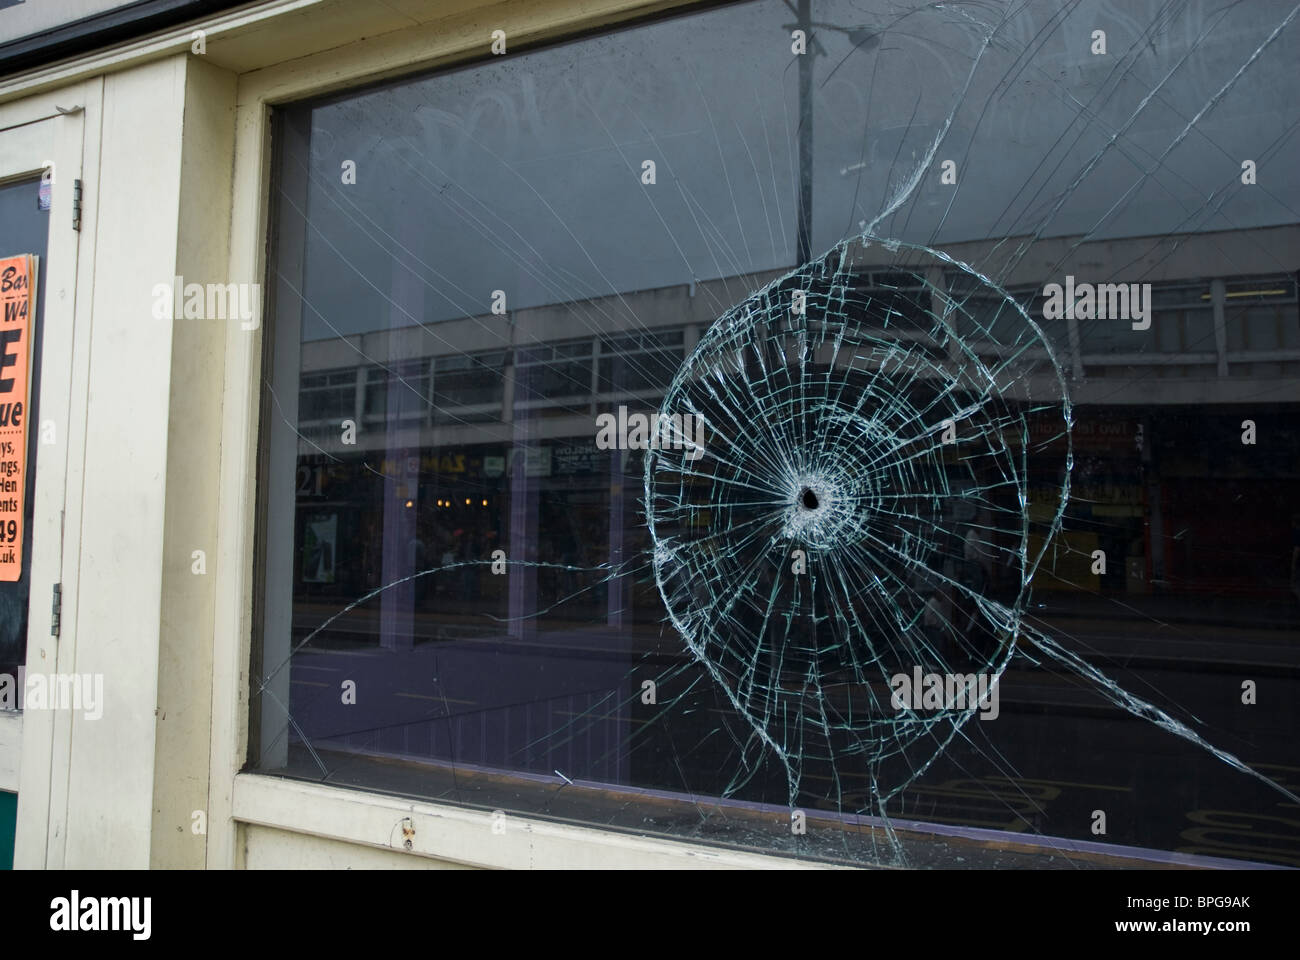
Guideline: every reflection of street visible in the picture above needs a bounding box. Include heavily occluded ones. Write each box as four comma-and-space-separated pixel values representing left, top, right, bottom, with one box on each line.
887, 605, 1300, 867
286, 611, 648, 785
284, 594, 1298, 866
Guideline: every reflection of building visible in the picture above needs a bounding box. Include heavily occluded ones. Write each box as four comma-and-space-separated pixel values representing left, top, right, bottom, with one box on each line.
293, 225, 1300, 608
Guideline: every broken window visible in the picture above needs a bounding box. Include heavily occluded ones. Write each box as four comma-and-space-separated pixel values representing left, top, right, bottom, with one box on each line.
253, 0, 1300, 867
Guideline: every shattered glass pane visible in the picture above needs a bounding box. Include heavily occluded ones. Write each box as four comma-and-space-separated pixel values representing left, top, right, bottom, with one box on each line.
647, 239, 1074, 811
253, 0, 1300, 866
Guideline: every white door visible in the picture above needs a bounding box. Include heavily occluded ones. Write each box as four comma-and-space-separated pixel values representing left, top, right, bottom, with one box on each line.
0, 82, 98, 868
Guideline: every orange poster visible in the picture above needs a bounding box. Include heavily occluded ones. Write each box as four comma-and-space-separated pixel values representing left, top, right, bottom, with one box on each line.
0, 255, 35, 582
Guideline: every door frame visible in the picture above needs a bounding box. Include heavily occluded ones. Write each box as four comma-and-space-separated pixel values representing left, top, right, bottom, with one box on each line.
0, 80, 100, 869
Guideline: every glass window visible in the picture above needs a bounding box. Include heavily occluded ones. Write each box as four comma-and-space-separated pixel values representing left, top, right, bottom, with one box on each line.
253, 0, 1300, 867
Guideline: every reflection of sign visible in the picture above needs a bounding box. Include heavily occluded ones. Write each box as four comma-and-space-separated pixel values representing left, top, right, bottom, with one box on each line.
483, 455, 505, 478
0, 255, 35, 583
509, 446, 551, 477
554, 442, 602, 475
417, 451, 467, 474
302, 513, 337, 583
1074, 482, 1142, 504
1072, 419, 1136, 451
1032, 416, 1136, 453
377, 451, 489, 476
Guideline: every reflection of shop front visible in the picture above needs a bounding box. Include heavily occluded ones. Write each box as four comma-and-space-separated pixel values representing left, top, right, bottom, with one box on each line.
529, 438, 658, 627
292, 436, 657, 630
292, 458, 366, 603
1154, 409, 1299, 597
1029, 407, 1300, 599
1044, 414, 1146, 595
297, 406, 1300, 616
292, 446, 510, 611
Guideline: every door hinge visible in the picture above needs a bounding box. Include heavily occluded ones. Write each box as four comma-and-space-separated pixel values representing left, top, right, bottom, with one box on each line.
51, 582, 61, 637
72, 180, 82, 232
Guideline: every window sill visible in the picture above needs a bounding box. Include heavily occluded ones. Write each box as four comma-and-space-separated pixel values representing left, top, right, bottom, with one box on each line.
230, 772, 835, 869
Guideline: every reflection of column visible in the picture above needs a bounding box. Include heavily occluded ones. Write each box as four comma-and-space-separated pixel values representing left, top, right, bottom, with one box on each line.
507, 321, 536, 641
684, 323, 699, 355
508, 437, 538, 641
1212, 278, 1228, 377
380, 209, 423, 650
353, 367, 366, 425
380, 445, 417, 649
607, 449, 625, 626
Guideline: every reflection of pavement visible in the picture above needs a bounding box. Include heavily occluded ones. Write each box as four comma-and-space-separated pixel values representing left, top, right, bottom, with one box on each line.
286, 622, 644, 785
284, 600, 1298, 867
858, 657, 1300, 867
